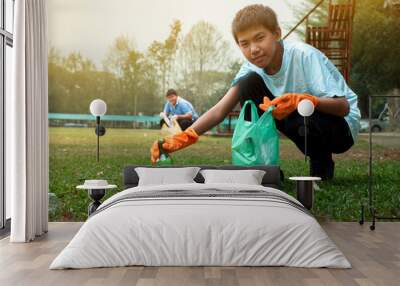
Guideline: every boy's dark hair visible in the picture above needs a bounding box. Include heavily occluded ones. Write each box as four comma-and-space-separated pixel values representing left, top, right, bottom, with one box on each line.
232, 4, 279, 44
166, 89, 177, 97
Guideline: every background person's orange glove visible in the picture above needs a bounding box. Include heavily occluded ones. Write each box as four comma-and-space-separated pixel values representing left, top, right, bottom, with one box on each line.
259, 93, 319, 120
150, 127, 199, 164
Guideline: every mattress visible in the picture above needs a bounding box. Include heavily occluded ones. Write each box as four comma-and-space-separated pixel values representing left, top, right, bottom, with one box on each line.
50, 183, 350, 269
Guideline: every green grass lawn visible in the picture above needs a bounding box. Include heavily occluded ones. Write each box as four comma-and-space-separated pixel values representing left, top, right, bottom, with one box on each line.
49, 127, 400, 222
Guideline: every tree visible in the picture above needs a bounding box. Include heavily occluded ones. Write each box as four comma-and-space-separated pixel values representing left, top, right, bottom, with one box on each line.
103, 36, 160, 115
48, 48, 101, 114
48, 47, 69, 113
122, 49, 160, 115
103, 36, 135, 77
176, 21, 232, 113
351, 0, 400, 116
148, 20, 182, 95
62, 52, 96, 73
48, 21, 240, 117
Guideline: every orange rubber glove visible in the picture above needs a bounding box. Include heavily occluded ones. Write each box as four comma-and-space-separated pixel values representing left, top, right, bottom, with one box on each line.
150, 127, 199, 164
259, 93, 319, 120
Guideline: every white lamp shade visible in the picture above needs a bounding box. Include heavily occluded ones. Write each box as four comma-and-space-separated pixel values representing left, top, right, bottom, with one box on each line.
90, 99, 107, 116
297, 99, 315, 117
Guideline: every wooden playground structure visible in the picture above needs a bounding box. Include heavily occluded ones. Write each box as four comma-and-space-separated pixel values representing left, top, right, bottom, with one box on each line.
303, 0, 355, 83
283, 0, 356, 83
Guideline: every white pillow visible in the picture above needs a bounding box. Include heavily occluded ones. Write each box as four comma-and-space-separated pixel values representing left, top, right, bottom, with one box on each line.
200, 169, 266, 185
135, 167, 200, 186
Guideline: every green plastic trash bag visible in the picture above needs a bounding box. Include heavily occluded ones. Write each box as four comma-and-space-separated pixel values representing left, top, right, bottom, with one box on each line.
232, 100, 279, 166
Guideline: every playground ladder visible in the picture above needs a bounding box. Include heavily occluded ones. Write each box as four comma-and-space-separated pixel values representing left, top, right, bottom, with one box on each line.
306, 0, 355, 83
284, 0, 356, 83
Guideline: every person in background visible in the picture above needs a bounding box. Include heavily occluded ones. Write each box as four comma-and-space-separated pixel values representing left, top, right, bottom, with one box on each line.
159, 89, 199, 131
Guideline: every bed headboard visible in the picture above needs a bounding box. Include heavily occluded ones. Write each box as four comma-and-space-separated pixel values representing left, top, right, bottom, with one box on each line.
123, 165, 283, 190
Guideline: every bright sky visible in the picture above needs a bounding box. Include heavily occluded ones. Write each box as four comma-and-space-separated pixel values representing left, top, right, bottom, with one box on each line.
47, 0, 303, 69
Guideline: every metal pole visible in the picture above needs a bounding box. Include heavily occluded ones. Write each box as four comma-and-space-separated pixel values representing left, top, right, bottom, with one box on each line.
368, 96, 372, 208
96, 116, 100, 162
360, 95, 400, 230
304, 117, 308, 163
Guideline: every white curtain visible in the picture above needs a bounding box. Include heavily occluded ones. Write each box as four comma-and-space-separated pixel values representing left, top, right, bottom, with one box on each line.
8, 0, 49, 242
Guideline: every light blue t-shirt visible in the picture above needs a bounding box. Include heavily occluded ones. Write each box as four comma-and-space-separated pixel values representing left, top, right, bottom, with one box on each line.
232, 40, 361, 141
163, 96, 199, 120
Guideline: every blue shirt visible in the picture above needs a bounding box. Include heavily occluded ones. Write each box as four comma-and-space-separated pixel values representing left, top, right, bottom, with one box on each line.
232, 40, 361, 141
163, 96, 199, 120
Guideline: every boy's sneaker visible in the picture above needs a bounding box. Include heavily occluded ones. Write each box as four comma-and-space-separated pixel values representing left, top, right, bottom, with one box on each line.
310, 157, 335, 181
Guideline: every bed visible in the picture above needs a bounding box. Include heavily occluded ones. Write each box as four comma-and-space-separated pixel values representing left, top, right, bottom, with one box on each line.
50, 165, 350, 269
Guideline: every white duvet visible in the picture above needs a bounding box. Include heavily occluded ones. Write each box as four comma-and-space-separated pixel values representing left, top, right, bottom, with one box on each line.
50, 183, 351, 269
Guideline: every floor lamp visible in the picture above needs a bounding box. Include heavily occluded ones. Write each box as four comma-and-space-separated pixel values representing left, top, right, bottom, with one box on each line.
289, 99, 321, 210
297, 99, 315, 163
89, 99, 107, 162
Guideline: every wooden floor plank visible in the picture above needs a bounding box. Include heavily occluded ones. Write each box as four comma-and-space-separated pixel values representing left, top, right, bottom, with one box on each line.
0, 222, 399, 286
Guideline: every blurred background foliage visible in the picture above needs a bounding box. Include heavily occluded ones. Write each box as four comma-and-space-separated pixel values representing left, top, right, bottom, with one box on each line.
49, 0, 400, 118
49, 19, 241, 116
